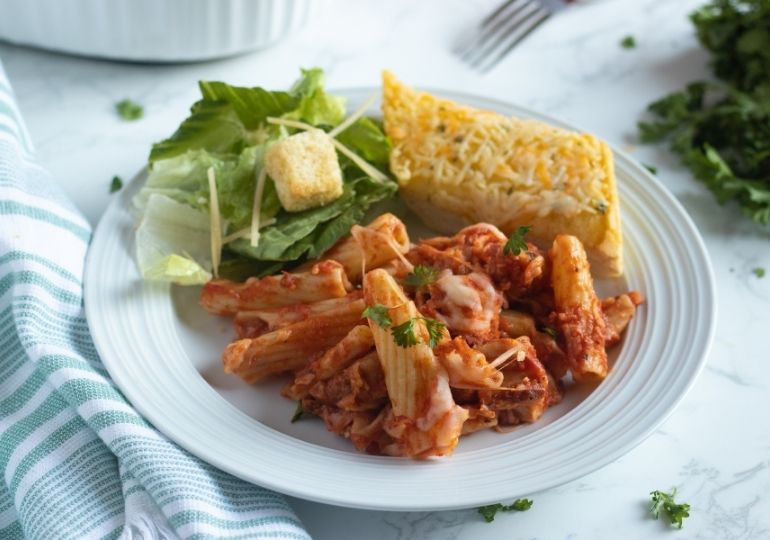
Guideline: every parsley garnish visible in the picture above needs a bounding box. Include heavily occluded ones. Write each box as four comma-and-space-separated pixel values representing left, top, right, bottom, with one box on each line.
650, 488, 690, 529
391, 318, 419, 347
109, 176, 123, 193
478, 498, 533, 523
364, 305, 444, 348
115, 99, 144, 121
621, 35, 636, 49
503, 225, 531, 256
644, 164, 658, 175
752, 267, 765, 278
291, 401, 305, 423
391, 317, 445, 348
403, 265, 440, 287
362, 304, 392, 328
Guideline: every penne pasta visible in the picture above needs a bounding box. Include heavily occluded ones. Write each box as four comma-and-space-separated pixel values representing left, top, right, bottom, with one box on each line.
319, 213, 411, 281
200, 260, 352, 315
549, 234, 608, 382
222, 298, 366, 383
235, 291, 364, 338
363, 269, 468, 458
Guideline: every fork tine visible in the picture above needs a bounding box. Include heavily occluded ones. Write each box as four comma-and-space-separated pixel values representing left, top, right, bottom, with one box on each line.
463, 1, 540, 66
475, 7, 550, 72
455, 0, 531, 58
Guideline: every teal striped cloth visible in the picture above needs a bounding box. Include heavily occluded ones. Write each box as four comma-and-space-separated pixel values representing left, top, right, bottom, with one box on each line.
0, 63, 311, 539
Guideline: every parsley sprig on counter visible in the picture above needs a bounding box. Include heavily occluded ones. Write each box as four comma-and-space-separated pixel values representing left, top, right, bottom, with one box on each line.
478, 498, 533, 523
650, 488, 691, 529
639, 0, 770, 226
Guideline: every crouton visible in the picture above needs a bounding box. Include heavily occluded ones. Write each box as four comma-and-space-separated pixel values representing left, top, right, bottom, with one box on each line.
265, 130, 344, 212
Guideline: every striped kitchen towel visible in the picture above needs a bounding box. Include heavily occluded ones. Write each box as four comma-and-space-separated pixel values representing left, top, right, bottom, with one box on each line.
0, 63, 311, 539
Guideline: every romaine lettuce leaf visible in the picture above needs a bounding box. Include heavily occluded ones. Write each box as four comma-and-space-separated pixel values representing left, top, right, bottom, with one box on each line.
137, 147, 281, 231
149, 100, 246, 163
135, 194, 212, 285
285, 68, 347, 127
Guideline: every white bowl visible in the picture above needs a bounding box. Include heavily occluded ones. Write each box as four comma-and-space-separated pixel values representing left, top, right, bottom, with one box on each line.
0, 0, 321, 62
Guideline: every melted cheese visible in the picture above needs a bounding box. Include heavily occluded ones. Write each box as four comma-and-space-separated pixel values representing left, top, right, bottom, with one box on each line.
433, 272, 500, 335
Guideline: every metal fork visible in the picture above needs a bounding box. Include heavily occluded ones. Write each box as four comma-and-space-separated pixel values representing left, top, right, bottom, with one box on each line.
457, 0, 571, 73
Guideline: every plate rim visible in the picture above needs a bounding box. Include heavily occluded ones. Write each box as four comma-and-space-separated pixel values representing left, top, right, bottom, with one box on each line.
84, 86, 717, 510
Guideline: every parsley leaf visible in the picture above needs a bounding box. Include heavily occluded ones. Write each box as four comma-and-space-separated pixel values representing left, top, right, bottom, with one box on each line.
644, 164, 658, 175
390, 316, 445, 348
753, 266, 765, 278
291, 401, 305, 423
620, 35, 636, 49
423, 318, 446, 348
404, 265, 440, 287
115, 99, 144, 121
391, 318, 419, 348
478, 498, 533, 523
362, 304, 392, 328
650, 488, 690, 529
503, 225, 531, 256
109, 176, 123, 194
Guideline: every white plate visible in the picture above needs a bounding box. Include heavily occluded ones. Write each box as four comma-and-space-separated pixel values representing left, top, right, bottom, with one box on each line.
84, 89, 716, 511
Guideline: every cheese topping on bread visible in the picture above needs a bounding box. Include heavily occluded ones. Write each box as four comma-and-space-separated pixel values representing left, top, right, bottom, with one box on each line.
381, 71, 623, 277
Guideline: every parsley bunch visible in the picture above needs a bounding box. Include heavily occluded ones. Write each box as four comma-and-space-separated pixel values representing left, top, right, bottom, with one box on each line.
639, 0, 770, 226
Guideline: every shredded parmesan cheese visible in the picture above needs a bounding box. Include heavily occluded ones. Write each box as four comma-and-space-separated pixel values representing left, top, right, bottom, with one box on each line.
250, 168, 267, 247
222, 218, 277, 244
207, 167, 222, 278
328, 91, 379, 138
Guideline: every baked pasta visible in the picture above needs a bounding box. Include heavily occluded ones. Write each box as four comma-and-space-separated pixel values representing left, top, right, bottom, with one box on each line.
201, 214, 642, 458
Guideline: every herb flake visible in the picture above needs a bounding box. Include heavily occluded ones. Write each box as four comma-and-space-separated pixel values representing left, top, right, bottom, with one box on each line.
362, 304, 392, 328
650, 488, 690, 529
109, 176, 124, 193
620, 35, 636, 49
503, 225, 531, 256
391, 316, 445, 348
478, 498, 533, 523
403, 265, 440, 287
753, 266, 765, 278
115, 99, 144, 121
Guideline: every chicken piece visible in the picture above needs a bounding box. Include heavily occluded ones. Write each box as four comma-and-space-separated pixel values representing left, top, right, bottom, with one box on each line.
602, 292, 644, 346
499, 309, 569, 380
283, 325, 375, 400
477, 337, 560, 426
306, 352, 388, 412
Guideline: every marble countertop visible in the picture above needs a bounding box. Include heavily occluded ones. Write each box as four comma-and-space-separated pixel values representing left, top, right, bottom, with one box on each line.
2, 0, 769, 538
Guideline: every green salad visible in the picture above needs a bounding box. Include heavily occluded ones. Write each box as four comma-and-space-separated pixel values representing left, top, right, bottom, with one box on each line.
134, 68, 396, 284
